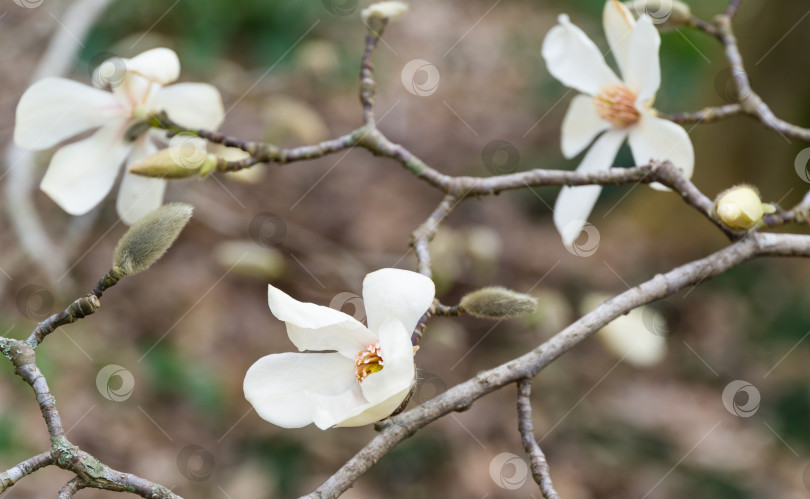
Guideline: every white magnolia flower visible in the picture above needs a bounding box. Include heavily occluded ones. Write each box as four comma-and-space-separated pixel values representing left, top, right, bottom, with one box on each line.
14, 48, 224, 225
584, 293, 667, 368
244, 268, 435, 429
542, 0, 694, 247
361, 1, 409, 22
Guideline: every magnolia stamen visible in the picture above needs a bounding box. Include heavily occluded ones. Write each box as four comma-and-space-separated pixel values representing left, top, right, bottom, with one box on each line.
593, 84, 640, 128
355, 341, 384, 382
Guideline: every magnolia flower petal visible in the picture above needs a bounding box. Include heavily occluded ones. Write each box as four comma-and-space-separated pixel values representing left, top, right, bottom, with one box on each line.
542, 14, 621, 95
628, 112, 694, 192
152, 83, 225, 129
14, 77, 125, 150
116, 139, 165, 225
268, 285, 376, 357
309, 382, 414, 429
244, 352, 356, 428
553, 130, 627, 247
124, 48, 180, 85
309, 384, 368, 429
360, 319, 415, 405
362, 268, 435, 335
561, 94, 610, 159
626, 15, 661, 102
113, 72, 158, 110
603, 0, 636, 79
309, 320, 416, 429
336, 386, 413, 427
117, 174, 167, 225
40, 120, 132, 216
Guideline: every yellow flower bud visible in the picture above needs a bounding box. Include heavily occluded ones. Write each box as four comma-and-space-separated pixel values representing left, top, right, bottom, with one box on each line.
361, 1, 409, 23
129, 148, 218, 179
714, 185, 765, 230
459, 287, 537, 319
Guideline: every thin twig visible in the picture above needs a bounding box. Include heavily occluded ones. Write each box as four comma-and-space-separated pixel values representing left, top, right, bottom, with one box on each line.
410, 194, 459, 277
517, 380, 559, 499
716, 16, 810, 141
663, 104, 743, 124
725, 0, 744, 19
27, 295, 100, 347
57, 477, 87, 499
0, 337, 183, 498
0, 452, 52, 492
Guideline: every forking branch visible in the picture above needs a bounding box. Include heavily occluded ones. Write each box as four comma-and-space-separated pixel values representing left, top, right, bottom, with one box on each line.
4, 0, 810, 497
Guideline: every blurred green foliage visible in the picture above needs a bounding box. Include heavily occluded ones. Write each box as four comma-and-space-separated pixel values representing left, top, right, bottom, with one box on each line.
140, 343, 225, 423
81, 0, 343, 73
373, 434, 451, 493
241, 436, 308, 496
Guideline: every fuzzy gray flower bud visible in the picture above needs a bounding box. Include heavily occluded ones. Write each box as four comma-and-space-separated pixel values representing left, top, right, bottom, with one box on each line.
460, 287, 538, 319
113, 203, 193, 275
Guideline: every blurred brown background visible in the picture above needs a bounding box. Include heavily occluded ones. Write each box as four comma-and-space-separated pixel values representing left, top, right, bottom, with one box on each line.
2, 0, 810, 498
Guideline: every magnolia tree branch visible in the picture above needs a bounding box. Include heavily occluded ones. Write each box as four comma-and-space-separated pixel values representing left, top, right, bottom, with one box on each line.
0, 335, 182, 498
27, 294, 100, 347
57, 478, 87, 498
7, 1, 810, 498
141, 6, 810, 496
517, 380, 560, 499
410, 193, 459, 277
0, 452, 52, 491
304, 232, 810, 498
665, 5, 810, 143
725, 0, 744, 19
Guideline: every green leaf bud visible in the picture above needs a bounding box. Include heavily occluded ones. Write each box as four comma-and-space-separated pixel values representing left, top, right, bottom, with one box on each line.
129, 148, 218, 179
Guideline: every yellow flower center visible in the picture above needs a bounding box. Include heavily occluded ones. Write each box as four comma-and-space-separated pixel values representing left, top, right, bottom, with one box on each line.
355, 341, 384, 383
593, 84, 640, 128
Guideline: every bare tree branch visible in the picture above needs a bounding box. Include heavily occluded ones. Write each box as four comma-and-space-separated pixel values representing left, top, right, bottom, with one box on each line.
725, 0, 744, 19
57, 477, 87, 499
302, 232, 810, 498
517, 379, 559, 499
0, 452, 52, 492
